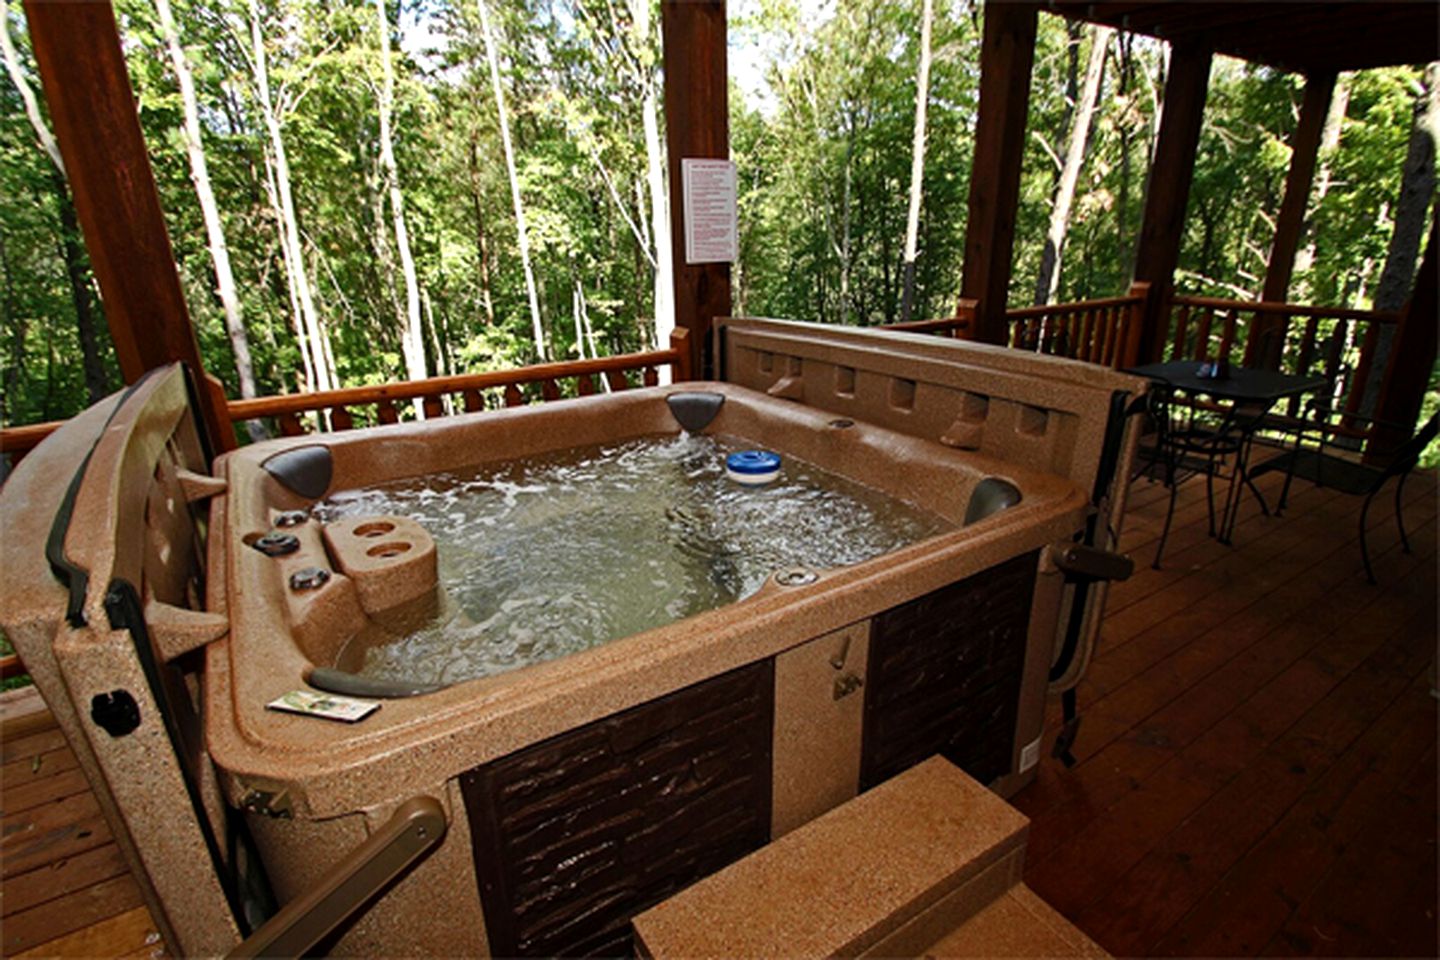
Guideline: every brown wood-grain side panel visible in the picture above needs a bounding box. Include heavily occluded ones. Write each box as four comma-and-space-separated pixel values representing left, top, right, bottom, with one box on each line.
461, 661, 774, 957
861, 552, 1038, 791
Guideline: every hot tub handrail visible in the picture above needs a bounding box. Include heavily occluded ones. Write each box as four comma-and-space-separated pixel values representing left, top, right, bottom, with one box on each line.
1, 333, 692, 459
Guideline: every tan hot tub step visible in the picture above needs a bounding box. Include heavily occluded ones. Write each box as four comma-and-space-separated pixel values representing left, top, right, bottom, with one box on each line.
631, 755, 1105, 959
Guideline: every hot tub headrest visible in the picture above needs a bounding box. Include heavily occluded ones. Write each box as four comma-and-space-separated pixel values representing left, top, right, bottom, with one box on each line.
666, 392, 726, 432
965, 477, 1022, 526
262, 445, 334, 500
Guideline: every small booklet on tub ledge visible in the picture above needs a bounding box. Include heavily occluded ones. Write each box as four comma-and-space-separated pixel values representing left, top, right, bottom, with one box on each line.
266, 689, 381, 723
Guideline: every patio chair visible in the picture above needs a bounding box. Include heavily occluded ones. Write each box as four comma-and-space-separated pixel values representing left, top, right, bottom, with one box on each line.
1250, 411, 1439, 584
1135, 383, 1271, 569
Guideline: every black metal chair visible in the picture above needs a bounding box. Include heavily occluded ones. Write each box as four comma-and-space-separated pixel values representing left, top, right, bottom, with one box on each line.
1250, 411, 1439, 584
1135, 382, 1272, 569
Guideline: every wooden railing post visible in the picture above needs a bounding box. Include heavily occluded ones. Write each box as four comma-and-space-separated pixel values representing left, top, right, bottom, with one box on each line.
1121, 282, 1150, 368
669, 329, 694, 382
953, 298, 979, 340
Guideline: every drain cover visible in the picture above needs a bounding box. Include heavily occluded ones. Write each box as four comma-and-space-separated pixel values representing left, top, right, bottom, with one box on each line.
773, 567, 819, 587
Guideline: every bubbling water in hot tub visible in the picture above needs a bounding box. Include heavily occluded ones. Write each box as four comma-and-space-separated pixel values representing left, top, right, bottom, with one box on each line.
312, 433, 952, 685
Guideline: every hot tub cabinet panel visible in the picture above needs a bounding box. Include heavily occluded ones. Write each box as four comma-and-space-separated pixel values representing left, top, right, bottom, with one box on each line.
461, 661, 774, 957
861, 551, 1039, 790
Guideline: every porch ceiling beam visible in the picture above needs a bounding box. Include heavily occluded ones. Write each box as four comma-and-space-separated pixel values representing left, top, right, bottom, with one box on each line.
662, 0, 730, 378
22, 0, 231, 452
1132, 43, 1212, 364
961, 1, 1039, 345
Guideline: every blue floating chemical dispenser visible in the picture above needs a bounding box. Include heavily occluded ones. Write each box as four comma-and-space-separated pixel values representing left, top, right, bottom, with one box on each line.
726, 450, 782, 485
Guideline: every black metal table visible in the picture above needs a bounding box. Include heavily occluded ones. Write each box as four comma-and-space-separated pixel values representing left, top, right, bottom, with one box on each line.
1126, 361, 1326, 545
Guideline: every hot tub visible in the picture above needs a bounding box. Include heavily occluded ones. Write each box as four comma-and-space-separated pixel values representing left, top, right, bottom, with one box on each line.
0, 320, 1146, 956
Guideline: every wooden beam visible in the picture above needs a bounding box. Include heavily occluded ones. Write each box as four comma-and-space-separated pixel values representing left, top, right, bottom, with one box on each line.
1132, 43, 1212, 363
960, 1, 1039, 344
662, 0, 730, 378
22, 0, 232, 452
1263, 71, 1335, 304
1370, 215, 1438, 459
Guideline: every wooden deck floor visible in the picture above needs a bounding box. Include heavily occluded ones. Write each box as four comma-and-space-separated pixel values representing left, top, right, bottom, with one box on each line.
1, 466, 1435, 958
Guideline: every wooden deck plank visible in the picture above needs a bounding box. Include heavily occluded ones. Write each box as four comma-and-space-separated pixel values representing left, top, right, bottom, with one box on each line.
2, 842, 132, 917
1154, 671, 1439, 956
1067, 573, 1437, 954
1013, 473, 1436, 857
13, 903, 162, 959
1263, 743, 1438, 958
0, 687, 58, 741
1, 788, 113, 880
4, 873, 146, 955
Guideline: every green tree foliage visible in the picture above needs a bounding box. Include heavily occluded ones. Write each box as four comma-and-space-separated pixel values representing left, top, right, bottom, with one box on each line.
0, 1, 1431, 436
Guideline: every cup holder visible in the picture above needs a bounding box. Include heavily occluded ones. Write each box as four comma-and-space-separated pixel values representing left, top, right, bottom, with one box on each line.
366, 541, 412, 559
354, 521, 396, 539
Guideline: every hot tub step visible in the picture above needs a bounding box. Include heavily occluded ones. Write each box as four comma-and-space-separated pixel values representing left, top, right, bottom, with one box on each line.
631, 756, 1104, 959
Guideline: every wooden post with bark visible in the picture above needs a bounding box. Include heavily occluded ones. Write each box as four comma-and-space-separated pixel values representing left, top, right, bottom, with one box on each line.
960, 1, 1038, 344
661, 0, 730, 378
23, 0, 232, 451
1255, 69, 1336, 368
1131, 43, 1212, 364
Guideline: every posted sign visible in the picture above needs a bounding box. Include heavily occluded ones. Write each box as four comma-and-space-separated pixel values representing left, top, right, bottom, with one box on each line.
681, 158, 737, 264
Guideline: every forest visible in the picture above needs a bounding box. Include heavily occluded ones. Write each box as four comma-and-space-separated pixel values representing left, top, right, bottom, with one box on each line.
0, 0, 1435, 434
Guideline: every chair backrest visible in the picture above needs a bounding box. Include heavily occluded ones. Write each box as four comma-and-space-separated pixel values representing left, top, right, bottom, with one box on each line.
1377, 411, 1440, 481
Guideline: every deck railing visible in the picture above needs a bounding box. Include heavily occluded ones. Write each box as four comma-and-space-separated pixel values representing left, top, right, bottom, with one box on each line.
882, 285, 1150, 370
0, 332, 691, 464
1004, 283, 1150, 369
1165, 295, 1400, 441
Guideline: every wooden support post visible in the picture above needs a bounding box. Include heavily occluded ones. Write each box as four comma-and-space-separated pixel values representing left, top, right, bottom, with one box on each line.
1254, 70, 1336, 367
23, 0, 233, 452
960, 1, 1038, 345
1132, 44, 1212, 364
662, 0, 730, 379
1263, 71, 1335, 304
1369, 215, 1438, 460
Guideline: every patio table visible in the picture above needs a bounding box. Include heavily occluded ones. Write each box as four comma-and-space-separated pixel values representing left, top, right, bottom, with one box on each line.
1126, 360, 1327, 544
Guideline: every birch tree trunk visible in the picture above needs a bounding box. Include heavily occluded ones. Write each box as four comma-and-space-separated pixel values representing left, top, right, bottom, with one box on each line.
632, 0, 674, 372
1357, 62, 1438, 420
1373, 62, 1438, 313
262, 149, 316, 393
1032, 24, 1112, 306
156, 0, 266, 439
899, 0, 934, 323
1, 9, 109, 403
249, 0, 335, 395
374, 0, 427, 410
466, 138, 498, 326
1292, 73, 1351, 299
476, 0, 546, 359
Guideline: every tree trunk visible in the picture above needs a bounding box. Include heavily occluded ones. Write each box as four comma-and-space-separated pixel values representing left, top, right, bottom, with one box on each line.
262, 149, 316, 393
467, 137, 497, 326
1, 230, 25, 418
1358, 61, 1438, 419
899, 0, 934, 323
476, 0, 546, 359
250, 0, 334, 396
2, 13, 109, 403
375, 0, 427, 409
632, 0, 674, 378
156, 0, 265, 439
1292, 72, 1351, 300
53, 176, 109, 402
1033, 24, 1112, 306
